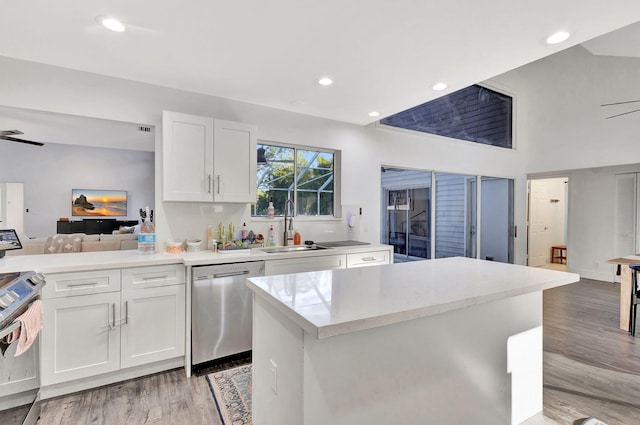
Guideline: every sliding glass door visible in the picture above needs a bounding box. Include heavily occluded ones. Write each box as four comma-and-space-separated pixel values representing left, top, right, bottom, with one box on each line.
479, 177, 514, 263
381, 167, 514, 263
381, 168, 431, 262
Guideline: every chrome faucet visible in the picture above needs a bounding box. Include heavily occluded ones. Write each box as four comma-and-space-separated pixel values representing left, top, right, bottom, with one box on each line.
283, 199, 294, 246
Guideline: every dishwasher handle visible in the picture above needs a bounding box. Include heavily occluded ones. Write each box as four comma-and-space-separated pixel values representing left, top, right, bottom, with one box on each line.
213, 270, 252, 278
195, 270, 264, 280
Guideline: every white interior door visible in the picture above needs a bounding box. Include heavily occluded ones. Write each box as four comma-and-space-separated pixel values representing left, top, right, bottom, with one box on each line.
0, 182, 24, 234
528, 180, 548, 267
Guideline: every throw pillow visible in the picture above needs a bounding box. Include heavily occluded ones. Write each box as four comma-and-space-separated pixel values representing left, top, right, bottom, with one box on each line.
44, 234, 84, 254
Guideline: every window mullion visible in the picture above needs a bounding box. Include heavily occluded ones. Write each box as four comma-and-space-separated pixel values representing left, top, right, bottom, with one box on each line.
293, 147, 298, 216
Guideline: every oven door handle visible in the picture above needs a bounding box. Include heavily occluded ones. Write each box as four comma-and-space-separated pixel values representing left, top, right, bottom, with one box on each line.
0, 320, 21, 340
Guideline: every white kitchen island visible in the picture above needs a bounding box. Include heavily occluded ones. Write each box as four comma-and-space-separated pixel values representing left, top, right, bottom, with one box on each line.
247, 257, 579, 425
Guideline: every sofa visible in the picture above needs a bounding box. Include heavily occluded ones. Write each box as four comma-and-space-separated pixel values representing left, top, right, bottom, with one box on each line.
8, 232, 139, 256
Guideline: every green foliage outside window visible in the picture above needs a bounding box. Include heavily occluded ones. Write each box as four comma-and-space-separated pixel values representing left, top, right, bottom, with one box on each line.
254, 143, 335, 217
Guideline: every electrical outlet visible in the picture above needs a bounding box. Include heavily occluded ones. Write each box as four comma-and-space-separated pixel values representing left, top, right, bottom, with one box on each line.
270, 359, 278, 395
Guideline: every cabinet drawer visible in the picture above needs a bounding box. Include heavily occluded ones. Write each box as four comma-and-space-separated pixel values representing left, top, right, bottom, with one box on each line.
346, 250, 391, 268
265, 255, 346, 275
43, 269, 121, 299
122, 264, 186, 289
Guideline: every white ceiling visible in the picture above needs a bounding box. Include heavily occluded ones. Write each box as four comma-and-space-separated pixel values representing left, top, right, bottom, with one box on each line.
1, 1, 640, 126
0, 105, 155, 152
582, 20, 640, 57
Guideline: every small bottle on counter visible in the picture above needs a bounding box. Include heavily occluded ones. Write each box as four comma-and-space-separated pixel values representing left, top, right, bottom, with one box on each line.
293, 230, 301, 245
241, 222, 248, 240
138, 207, 156, 255
267, 225, 276, 247
267, 197, 275, 218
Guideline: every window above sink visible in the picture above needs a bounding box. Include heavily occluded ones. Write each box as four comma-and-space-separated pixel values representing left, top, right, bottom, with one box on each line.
253, 142, 341, 219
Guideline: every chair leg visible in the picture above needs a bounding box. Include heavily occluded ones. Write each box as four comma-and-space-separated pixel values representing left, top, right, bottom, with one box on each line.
632, 299, 637, 337
629, 301, 636, 336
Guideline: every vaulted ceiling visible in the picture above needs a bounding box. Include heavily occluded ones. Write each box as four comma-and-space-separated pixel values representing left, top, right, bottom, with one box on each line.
1, 1, 639, 125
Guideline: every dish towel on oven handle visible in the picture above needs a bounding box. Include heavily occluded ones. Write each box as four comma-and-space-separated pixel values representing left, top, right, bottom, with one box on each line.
4, 299, 43, 357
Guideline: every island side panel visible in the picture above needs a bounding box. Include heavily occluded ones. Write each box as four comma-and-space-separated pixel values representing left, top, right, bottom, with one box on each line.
252, 295, 304, 425
301, 291, 543, 425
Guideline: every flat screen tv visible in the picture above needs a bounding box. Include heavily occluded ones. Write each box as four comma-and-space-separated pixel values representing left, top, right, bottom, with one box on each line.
0, 229, 22, 258
72, 189, 127, 217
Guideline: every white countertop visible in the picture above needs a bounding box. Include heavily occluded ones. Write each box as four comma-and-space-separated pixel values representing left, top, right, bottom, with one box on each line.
0, 250, 184, 274
247, 257, 580, 339
0, 244, 391, 273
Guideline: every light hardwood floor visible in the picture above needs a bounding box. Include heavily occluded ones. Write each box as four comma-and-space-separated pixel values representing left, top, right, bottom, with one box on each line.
37, 357, 250, 425
36, 278, 638, 425
542, 278, 640, 425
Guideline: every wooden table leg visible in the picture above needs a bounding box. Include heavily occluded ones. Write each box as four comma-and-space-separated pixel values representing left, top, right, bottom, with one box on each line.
620, 264, 632, 331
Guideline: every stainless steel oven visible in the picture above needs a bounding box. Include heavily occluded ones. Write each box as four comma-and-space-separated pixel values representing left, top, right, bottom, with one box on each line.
0, 271, 46, 425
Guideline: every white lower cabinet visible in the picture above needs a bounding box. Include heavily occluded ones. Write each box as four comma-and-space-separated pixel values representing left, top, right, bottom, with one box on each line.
265, 254, 346, 275
41, 292, 121, 385
346, 249, 392, 268
121, 285, 185, 369
264, 248, 392, 276
41, 265, 186, 387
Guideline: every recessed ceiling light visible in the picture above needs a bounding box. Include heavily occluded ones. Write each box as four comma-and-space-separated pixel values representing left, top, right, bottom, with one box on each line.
369, 111, 380, 117
318, 77, 333, 86
97, 16, 126, 32
546, 31, 570, 45
432, 82, 447, 91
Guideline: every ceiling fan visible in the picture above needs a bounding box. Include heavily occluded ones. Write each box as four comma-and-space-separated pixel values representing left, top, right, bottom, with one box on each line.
0, 130, 44, 146
601, 100, 640, 120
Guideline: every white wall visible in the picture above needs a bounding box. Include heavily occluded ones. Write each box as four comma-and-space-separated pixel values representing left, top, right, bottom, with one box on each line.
490, 44, 640, 279
0, 56, 530, 261
564, 164, 640, 281
490, 45, 640, 174
0, 142, 154, 237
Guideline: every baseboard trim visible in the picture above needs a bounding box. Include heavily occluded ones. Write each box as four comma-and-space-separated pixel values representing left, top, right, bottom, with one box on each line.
570, 268, 615, 283
40, 357, 184, 400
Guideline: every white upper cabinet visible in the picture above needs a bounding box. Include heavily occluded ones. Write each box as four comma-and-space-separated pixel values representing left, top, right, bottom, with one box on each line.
163, 111, 214, 202
213, 119, 257, 203
162, 111, 256, 203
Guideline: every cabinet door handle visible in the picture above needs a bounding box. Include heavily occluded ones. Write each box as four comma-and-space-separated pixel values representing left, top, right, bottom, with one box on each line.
208, 174, 212, 194
361, 256, 377, 262
141, 275, 169, 281
216, 175, 221, 194
67, 281, 99, 288
109, 303, 116, 330
124, 301, 129, 325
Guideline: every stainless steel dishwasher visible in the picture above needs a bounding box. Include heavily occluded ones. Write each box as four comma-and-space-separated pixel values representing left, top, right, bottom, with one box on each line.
191, 261, 264, 367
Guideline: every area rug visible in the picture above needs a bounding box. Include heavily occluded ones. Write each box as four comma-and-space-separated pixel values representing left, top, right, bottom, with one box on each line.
207, 365, 252, 425
574, 418, 609, 425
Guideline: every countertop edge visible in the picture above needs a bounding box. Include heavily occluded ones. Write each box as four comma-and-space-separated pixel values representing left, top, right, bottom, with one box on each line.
314, 273, 579, 338
247, 279, 321, 338
247, 263, 579, 340
0, 244, 393, 273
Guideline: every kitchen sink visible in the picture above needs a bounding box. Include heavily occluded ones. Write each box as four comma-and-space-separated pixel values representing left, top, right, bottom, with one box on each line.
259, 245, 332, 254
